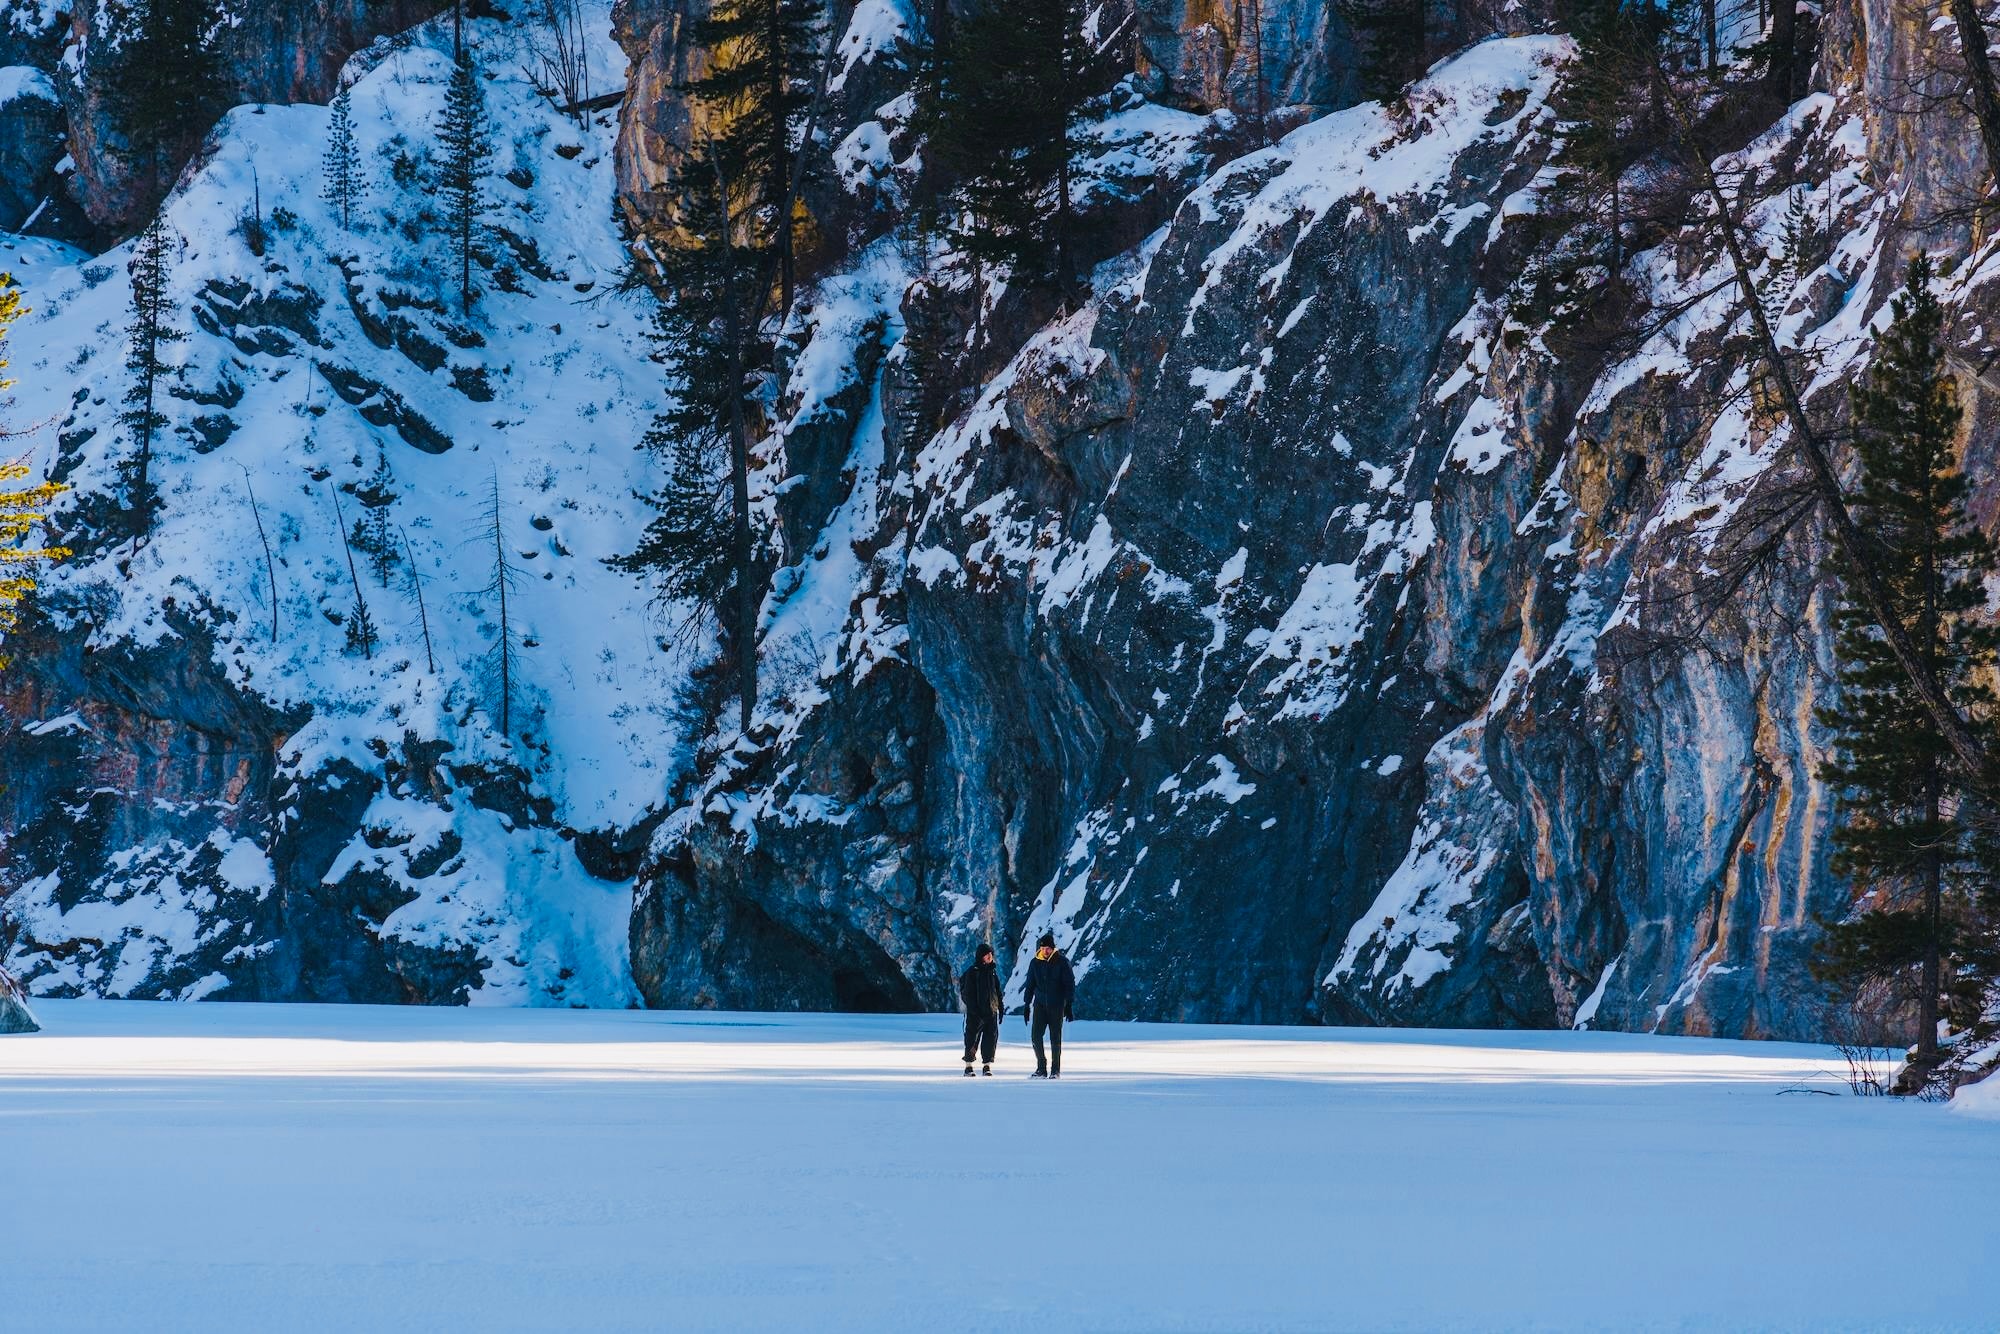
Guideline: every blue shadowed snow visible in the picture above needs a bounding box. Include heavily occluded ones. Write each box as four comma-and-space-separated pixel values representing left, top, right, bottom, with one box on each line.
4, 1000, 1995, 1331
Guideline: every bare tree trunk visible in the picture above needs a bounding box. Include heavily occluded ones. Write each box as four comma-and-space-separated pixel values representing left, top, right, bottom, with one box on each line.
769, 1, 851, 325
767, 0, 794, 319
402, 526, 435, 675
129, 358, 155, 559
1918, 780, 1944, 1068
1056, 134, 1076, 303
489, 471, 512, 735
329, 484, 375, 660
241, 467, 278, 644
709, 145, 759, 735
1655, 67, 1992, 783
1948, 0, 2000, 192
1252, 0, 1268, 144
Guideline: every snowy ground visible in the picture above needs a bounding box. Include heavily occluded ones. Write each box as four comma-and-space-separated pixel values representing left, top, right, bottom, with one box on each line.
5, 1002, 1996, 1331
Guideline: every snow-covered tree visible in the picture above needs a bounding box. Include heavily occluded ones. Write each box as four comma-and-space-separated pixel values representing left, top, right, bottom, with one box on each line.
436, 45, 492, 313
323, 84, 363, 230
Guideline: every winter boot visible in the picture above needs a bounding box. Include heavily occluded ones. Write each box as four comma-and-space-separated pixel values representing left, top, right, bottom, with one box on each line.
981, 1063, 993, 1076
1031, 1069, 1048, 1078
964, 1062, 975, 1077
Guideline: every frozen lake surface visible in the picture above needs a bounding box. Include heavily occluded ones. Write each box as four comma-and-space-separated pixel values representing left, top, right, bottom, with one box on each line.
4, 1000, 1995, 1331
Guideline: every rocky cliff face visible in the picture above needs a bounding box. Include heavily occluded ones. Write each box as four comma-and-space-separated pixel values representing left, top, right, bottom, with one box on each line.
0, 0, 446, 240
0, 16, 654, 1005
4, 0, 1999, 1040
619, 0, 2000, 1037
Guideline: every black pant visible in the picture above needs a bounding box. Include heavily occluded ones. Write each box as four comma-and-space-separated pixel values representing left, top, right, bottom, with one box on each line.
964, 1011, 998, 1064
1031, 1006, 1065, 1074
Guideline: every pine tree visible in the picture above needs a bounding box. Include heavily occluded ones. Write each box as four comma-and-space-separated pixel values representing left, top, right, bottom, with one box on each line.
436, 44, 492, 313
109, 0, 230, 193
684, 0, 824, 317
622, 0, 836, 731
616, 162, 763, 729
1812, 255, 2000, 1088
613, 398, 736, 617
329, 483, 377, 659
351, 452, 400, 586
1332, 0, 1426, 103
1, 275, 70, 672
122, 219, 182, 551
323, 84, 362, 230
921, 0, 1090, 311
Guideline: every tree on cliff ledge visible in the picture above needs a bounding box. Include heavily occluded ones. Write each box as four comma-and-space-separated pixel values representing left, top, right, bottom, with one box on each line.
1811, 256, 2000, 1090
683, 0, 824, 318
108, 0, 229, 198
922, 0, 1090, 313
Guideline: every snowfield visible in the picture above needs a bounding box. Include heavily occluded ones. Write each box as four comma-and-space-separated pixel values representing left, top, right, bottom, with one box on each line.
4, 1002, 1996, 1331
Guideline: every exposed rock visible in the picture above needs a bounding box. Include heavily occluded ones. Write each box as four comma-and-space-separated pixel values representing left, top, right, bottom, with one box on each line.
618, 0, 2000, 1043
0, 66, 72, 233
0, 972, 37, 1032
55, 0, 448, 235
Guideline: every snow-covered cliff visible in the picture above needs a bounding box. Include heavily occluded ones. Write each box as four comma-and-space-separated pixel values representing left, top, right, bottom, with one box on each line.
4, 0, 1999, 1045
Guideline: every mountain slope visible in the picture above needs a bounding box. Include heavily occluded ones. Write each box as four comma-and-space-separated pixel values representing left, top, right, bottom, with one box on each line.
1, 7, 677, 1005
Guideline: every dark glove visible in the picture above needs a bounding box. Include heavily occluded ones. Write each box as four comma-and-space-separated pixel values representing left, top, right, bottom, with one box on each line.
1065, 1006, 1074, 1023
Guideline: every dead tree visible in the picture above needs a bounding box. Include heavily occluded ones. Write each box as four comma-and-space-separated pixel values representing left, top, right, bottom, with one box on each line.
240, 466, 278, 644
1652, 61, 1992, 783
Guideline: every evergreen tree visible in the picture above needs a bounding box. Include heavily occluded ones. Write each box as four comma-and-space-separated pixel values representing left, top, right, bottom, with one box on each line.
436, 44, 492, 313
921, 0, 1090, 312
1812, 255, 2000, 1087
1332, 0, 1426, 104
329, 483, 378, 660
323, 84, 362, 231
615, 165, 762, 727
1516, 0, 1670, 327
622, 0, 838, 731
109, 0, 230, 192
684, 0, 824, 317
0, 276, 70, 671
351, 452, 400, 587
122, 219, 182, 550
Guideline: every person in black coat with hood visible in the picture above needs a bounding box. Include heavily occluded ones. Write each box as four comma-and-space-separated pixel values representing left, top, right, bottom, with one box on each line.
1022, 931, 1076, 1078
959, 943, 1004, 1076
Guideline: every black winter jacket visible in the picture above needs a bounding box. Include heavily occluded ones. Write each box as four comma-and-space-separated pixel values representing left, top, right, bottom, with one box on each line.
959, 961, 1004, 1016
1024, 951, 1076, 1019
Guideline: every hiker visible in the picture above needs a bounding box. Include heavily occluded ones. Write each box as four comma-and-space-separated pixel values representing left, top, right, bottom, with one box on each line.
959, 943, 1004, 1076
1022, 931, 1076, 1079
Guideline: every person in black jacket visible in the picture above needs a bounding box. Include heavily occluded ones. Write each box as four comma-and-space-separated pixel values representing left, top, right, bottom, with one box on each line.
959, 943, 1004, 1076
1022, 931, 1076, 1078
